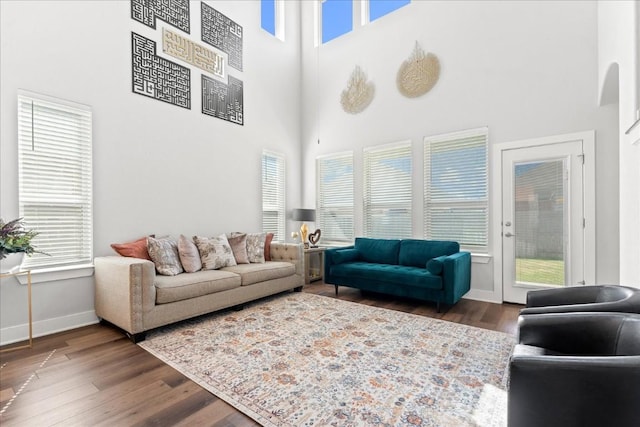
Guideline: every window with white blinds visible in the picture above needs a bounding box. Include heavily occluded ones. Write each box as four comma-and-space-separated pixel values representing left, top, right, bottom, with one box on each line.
17, 91, 93, 269
262, 150, 285, 242
424, 127, 488, 252
363, 141, 412, 239
316, 152, 354, 245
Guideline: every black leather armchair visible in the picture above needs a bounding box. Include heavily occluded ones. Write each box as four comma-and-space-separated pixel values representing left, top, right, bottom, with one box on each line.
520, 285, 640, 315
508, 312, 640, 427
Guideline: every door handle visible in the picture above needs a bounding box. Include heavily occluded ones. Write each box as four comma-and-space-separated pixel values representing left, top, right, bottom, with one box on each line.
504, 232, 515, 237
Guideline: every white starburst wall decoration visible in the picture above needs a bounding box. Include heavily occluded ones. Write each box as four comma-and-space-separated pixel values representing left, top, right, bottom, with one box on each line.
340, 65, 375, 114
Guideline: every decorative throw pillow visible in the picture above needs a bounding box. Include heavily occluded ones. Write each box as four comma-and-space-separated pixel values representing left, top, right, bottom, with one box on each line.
227, 233, 249, 264
110, 235, 154, 260
264, 232, 274, 261
194, 234, 237, 270
147, 236, 183, 276
178, 234, 202, 273
246, 232, 267, 263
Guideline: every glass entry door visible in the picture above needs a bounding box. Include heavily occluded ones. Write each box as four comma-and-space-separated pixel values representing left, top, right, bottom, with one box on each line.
502, 140, 584, 304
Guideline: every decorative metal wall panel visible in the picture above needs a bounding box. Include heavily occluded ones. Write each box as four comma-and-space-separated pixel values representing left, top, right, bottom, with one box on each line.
201, 2, 243, 71
131, 0, 190, 33
202, 74, 243, 125
132, 32, 191, 109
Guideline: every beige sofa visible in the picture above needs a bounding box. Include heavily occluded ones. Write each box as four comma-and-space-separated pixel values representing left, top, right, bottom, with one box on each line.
94, 242, 303, 342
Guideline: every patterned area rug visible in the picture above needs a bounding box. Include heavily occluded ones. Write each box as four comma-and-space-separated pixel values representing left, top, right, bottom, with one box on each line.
139, 293, 513, 426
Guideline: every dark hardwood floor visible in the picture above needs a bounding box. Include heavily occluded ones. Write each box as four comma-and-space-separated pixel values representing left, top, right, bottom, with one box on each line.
0, 283, 522, 426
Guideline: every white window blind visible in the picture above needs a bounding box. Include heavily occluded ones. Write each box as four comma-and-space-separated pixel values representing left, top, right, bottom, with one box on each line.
17, 91, 93, 269
262, 150, 285, 242
363, 141, 412, 239
424, 127, 488, 252
316, 152, 354, 245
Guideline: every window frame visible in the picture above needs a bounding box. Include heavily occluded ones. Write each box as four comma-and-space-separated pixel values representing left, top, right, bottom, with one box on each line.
17, 90, 94, 272
363, 140, 413, 239
261, 0, 285, 41
319, 0, 354, 44
261, 149, 286, 242
423, 127, 489, 253
364, 0, 411, 24
316, 151, 355, 246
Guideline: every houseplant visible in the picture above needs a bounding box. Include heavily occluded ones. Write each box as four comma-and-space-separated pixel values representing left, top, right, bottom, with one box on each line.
0, 217, 43, 273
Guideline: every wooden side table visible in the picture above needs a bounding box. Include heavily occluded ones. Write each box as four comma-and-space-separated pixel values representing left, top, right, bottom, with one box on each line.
0, 269, 33, 352
304, 247, 325, 285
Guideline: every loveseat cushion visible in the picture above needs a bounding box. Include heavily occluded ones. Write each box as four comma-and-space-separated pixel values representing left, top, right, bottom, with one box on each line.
398, 239, 460, 268
155, 270, 241, 304
222, 261, 295, 286
330, 262, 442, 290
354, 238, 400, 265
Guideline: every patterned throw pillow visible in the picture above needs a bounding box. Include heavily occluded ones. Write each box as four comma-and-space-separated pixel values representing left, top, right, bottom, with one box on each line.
147, 236, 184, 276
246, 232, 267, 263
194, 234, 237, 270
178, 234, 202, 273
227, 233, 250, 264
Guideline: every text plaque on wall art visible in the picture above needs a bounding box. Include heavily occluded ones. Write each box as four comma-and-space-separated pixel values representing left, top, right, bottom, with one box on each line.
202, 74, 244, 125
163, 28, 225, 79
131, 0, 190, 33
132, 32, 191, 109
201, 2, 243, 71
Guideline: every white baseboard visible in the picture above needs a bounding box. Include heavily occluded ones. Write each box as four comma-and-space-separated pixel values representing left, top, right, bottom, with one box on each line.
463, 288, 502, 304
0, 310, 99, 346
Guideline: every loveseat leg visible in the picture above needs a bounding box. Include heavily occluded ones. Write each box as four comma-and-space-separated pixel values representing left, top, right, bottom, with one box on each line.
294, 286, 303, 292
335, 285, 339, 295
436, 301, 440, 313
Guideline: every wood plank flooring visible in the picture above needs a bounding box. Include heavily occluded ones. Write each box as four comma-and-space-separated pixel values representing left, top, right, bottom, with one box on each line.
0, 283, 522, 426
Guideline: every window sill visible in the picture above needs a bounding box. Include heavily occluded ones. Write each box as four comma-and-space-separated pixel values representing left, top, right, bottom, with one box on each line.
471, 254, 492, 264
16, 263, 94, 285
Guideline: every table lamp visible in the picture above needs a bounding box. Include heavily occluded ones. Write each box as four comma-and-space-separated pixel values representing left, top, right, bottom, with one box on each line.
292, 209, 316, 249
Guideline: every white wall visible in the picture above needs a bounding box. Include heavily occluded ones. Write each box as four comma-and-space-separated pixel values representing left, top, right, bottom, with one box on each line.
300, 0, 620, 301
1, 1, 630, 344
598, 0, 640, 286
0, 0, 302, 344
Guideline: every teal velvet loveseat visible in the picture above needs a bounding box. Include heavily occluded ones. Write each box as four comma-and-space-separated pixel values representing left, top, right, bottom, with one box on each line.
324, 237, 471, 311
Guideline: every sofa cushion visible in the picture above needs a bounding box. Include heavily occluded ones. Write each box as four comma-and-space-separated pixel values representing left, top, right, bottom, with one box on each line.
246, 232, 267, 263
111, 235, 153, 260
194, 234, 237, 270
154, 270, 241, 304
222, 261, 295, 286
178, 234, 202, 273
147, 236, 184, 276
398, 239, 459, 268
354, 238, 400, 265
330, 262, 442, 290
264, 232, 274, 261
228, 233, 250, 264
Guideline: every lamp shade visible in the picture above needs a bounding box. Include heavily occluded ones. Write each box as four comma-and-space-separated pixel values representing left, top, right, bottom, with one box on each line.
292, 208, 316, 222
